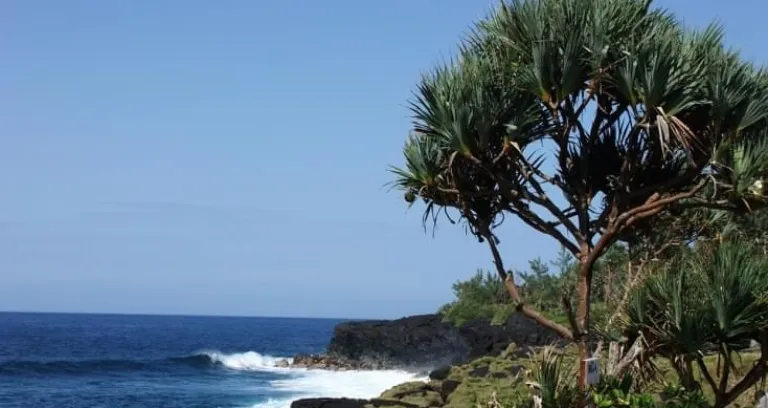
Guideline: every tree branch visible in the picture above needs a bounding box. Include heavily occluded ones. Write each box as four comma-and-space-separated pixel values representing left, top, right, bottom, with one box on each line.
626, 171, 698, 202
620, 179, 708, 225
587, 179, 709, 266
513, 156, 583, 243
696, 357, 719, 396
482, 230, 575, 341
562, 294, 580, 338
496, 181, 581, 256
610, 337, 644, 377
719, 359, 767, 408
718, 349, 731, 404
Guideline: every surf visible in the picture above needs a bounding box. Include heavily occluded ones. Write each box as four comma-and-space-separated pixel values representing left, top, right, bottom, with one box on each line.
0, 350, 288, 375
0, 350, 426, 408
251, 364, 425, 408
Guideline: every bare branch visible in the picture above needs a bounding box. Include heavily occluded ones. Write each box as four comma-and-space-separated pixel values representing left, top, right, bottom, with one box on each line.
482, 229, 575, 341
561, 294, 581, 338
496, 179, 582, 255
610, 337, 644, 377
513, 156, 583, 243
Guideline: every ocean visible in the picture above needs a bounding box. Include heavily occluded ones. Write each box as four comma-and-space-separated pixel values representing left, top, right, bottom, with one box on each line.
0, 312, 421, 408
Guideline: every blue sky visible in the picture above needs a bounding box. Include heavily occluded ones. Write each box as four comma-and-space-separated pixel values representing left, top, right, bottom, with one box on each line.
1, 0, 766, 319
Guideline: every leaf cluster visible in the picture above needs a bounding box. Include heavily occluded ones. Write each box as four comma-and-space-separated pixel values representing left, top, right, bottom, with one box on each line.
390, 0, 768, 252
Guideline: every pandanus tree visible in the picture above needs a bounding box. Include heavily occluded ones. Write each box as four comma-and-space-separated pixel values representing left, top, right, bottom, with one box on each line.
388, 0, 768, 388
624, 242, 768, 407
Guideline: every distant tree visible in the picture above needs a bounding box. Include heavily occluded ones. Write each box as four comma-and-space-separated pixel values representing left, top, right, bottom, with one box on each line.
440, 254, 578, 326
518, 257, 560, 312
439, 269, 511, 326
389, 0, 768, 389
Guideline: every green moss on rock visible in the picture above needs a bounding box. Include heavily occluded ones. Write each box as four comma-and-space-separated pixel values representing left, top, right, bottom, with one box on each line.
375, 345, 549, 408
378, 382, 443, 407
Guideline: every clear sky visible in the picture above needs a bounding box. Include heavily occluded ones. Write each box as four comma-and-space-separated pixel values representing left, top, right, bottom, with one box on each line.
2, 0, 766, 319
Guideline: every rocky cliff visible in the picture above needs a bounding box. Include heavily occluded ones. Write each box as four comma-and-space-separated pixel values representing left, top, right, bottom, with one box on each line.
291, 343, 552, 408
325, 313, 558, 369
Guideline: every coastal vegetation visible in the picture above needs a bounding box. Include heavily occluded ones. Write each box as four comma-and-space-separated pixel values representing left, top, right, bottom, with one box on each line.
430, 235, 767, 406
388, 0, 768, 400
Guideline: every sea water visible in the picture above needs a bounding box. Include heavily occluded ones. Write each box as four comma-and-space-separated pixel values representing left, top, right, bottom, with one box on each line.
0, 312, 421, 408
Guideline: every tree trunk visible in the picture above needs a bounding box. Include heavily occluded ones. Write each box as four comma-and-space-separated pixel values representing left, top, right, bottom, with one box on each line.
672, 357, 699, 391
576, 255, 595, 389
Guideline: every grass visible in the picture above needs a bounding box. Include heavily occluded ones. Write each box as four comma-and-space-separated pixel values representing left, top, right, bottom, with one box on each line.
647, 351, 763, 407
373, 344, 764, 408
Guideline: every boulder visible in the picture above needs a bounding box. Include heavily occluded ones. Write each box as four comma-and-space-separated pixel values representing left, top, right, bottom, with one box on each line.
468, 365, 490, 378
439, 380, 461, 400
379, 382, 443, 407
428, 365, 451, 381
274, 359, 290, 368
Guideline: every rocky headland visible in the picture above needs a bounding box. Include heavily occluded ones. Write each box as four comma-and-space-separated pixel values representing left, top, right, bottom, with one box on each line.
282, 313, 561, 407
289, 342, 546, 408
278, 313, 557, 371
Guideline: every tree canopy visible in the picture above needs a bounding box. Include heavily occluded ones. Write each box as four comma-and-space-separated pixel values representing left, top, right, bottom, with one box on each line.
389, 0, 768, 387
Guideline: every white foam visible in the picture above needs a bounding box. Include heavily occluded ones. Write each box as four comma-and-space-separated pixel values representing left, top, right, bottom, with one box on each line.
204, 351, 425, 408
211, 352, 426, 408
269, 368, 425, 397
203, 351, 292, 372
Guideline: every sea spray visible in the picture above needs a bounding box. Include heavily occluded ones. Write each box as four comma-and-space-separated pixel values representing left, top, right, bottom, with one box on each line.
201, 351, 293, 371
251, 368, 426, 408
196, 351, 426, 408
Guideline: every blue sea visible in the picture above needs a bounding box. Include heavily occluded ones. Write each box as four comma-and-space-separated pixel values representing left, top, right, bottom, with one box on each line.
0, 312, 419, 408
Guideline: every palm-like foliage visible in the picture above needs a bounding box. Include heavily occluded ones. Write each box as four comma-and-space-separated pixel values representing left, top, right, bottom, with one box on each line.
524, 347, 579, 407
388, 0, 768, 389
623, 242, 768, 407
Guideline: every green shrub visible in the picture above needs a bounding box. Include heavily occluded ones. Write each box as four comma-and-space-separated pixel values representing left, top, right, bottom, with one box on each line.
588, 375, 709, 408
439, 269, 513, 326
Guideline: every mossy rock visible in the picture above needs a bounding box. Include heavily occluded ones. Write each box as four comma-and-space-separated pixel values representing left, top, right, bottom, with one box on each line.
376, 345, 580, 408
378, 381, 443, 407
364, 400, 421, 408
444, 375, 528, 408
440, 379, 461, 400
438, 347, 540, 407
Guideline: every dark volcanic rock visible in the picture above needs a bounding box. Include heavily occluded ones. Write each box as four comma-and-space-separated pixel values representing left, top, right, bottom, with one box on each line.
469, 365, 490, 378
327, 314, 467, 368
326, 313, 559, 369
458, 318, 558, 361
368, 400, 421, 408
503, 346, 536, 361
290, 398, 421, 408
440, 380, 461, 400
506, 364, 527, 376
428, 365, 451, 381
291, 398, 368, 408
291, 354, 376, 370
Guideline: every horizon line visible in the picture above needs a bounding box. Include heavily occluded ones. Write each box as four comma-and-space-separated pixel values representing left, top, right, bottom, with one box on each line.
0, 309, 379, 321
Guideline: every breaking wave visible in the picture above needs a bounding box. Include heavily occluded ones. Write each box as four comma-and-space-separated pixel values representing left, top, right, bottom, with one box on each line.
1, 351, 424, 408
0, 351, 290, 374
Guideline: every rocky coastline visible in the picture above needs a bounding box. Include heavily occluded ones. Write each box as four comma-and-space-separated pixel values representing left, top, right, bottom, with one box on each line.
275, 313, 557, 371
279, 313, 559, 407
274, 353, 387, 371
